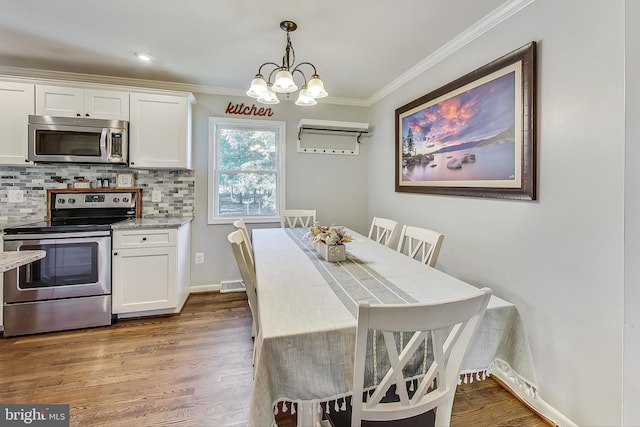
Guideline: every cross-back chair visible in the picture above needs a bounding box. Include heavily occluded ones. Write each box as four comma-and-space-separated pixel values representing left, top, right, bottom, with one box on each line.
396, 225, 444, 268
367, 217, 400, 248
280, 209, 317, 228
233, 218, 253, 263
326, 287, 492, 427
227, 230, 259, 362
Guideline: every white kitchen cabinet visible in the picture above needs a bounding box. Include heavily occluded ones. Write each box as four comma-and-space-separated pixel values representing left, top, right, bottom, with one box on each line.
112, 222, 191, 316
36, 85, 129, 120
129, 92, 193, 169
0, 81, 34, 165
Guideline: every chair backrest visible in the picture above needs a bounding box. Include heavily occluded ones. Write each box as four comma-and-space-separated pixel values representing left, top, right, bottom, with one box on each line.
280, 209, 317, 228
233, 218, 253, 263
367, 216, 399, 248
351, 287, 492, 427
227, 230, 259, 335
396, 225, 444, 268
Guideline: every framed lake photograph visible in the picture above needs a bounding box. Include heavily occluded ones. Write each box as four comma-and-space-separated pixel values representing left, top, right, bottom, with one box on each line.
395, 41, 536, 200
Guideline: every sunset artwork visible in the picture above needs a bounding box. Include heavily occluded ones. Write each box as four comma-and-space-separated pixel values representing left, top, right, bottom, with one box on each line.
395, 42, 536, 200
399, 65, 522, 188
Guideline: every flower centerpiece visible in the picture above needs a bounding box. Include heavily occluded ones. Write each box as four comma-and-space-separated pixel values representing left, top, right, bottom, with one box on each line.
308, 223, 353, 262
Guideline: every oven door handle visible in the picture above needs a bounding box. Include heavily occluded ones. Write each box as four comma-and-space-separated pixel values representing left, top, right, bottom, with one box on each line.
3, 230, 111, 240
24, 261, 33, 284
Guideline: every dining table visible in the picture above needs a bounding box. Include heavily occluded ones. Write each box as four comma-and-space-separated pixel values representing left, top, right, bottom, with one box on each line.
248, 227, 537, 427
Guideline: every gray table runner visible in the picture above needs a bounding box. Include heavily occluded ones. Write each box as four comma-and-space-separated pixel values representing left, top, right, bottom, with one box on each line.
286, 228, 417, 317
286, 227, 432, 388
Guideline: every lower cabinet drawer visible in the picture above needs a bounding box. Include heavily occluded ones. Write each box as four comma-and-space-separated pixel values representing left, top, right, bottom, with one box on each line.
113, 229, 176, 249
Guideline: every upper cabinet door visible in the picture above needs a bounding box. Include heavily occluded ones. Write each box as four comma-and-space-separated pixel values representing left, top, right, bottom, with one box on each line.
84, 89, 129, 120
36, 85, 129, 120
0, 82, 34, 165
129, 93, 192, 170
36, 85, 83, 117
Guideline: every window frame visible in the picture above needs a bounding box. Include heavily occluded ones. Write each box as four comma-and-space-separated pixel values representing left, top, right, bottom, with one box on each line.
207, 116, 286, 224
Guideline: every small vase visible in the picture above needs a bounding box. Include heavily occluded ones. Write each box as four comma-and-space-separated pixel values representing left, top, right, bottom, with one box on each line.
314, 242, 346, 262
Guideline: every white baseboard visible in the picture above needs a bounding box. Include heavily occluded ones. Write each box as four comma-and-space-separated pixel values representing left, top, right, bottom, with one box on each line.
190, 283, 220, 293
492, 365, 577, 427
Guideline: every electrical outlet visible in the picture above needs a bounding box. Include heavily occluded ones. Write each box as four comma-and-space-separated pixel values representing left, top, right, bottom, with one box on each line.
195, 252, 205, 264
8, 190, 23, 203
152, 190, 162, 203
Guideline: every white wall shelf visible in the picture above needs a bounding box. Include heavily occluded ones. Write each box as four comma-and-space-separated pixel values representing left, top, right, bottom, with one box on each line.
297, 119, 369, 156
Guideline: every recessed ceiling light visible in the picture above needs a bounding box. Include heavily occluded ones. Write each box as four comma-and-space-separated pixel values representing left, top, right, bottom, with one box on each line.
135, 52, 154, 62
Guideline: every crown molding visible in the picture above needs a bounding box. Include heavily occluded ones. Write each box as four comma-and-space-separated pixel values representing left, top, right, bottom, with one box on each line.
366, 0, 535, 106
0, 65, 368, 107
0, 65, 206, 93
317, 96, 369, 107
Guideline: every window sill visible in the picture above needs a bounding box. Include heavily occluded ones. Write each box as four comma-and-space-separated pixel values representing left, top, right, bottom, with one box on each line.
208, 216, 281, 225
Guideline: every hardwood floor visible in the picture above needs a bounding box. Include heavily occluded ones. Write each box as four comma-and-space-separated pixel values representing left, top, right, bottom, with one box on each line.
0, 292, 550, 426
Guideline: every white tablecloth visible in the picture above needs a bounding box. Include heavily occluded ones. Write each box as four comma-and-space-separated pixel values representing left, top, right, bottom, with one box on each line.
248, 228, 537, 427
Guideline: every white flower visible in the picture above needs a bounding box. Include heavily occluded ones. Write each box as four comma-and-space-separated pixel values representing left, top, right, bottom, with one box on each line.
309, 224, 353, 246
324, 234, 340, 246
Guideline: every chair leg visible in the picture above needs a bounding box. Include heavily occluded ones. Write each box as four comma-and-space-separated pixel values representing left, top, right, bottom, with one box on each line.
297, 401, 323, 427
434, 397, 454, 427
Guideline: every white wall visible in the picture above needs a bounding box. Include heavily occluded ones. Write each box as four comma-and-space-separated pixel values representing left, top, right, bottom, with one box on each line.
367, 1, 625, 424
188, 94, 369, 288
624, 0, 640, 424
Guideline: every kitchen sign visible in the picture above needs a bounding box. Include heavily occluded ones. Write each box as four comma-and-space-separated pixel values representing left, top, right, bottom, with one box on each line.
225, 102, 274, 117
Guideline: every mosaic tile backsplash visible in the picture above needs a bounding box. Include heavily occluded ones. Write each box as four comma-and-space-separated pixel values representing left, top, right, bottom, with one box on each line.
0, 165, 195, 225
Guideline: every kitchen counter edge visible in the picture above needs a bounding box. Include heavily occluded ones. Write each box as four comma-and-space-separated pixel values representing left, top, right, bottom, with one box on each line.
0, 250, 46, 273
111, 217, 193, 230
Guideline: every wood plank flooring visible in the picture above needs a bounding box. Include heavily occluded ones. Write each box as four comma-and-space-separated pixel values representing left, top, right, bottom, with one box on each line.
0, 292, 550, 426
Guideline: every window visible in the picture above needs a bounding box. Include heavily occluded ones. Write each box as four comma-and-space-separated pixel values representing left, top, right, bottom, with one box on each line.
208, 117, 285, 224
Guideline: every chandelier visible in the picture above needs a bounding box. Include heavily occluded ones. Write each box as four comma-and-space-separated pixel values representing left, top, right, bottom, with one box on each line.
246, 20, 328, 106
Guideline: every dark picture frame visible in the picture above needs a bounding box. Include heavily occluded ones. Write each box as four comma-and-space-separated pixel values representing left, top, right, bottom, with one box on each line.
395, 41, 536, 200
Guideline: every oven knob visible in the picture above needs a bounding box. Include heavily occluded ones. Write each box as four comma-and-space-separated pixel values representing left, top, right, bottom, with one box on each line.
113, 197, 120, 203
57, 198, 65, 204
122, 197, 129, 203
68, 198, 76, 204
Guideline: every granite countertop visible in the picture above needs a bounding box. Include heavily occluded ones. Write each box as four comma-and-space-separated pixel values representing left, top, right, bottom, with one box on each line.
1, 217, 193, 233
0, 250, 46, 273
111, 217, 193, 230
0, 217, 45, 232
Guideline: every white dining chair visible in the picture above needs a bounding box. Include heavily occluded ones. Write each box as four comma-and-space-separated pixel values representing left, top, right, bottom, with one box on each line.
227, 230, 259, 365
233, 218, 253, 263
367, 216, 399, 248
396, 225, 444, 268
280, 209, 317, 228
325, 287, 492, 427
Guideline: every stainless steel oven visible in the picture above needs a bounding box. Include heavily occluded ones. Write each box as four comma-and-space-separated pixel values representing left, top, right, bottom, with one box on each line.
3, 231, 112, 337
2, 189, 138, 337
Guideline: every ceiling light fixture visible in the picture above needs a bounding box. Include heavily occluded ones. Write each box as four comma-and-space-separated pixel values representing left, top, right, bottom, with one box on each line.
247, 21, 328, 106
135, 52, 154, 62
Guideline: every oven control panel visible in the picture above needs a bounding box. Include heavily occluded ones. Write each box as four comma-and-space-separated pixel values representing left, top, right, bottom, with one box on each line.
52, 192, 136, 209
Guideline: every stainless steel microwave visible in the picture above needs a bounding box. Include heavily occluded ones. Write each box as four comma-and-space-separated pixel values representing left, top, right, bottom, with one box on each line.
28, 115, 128, 164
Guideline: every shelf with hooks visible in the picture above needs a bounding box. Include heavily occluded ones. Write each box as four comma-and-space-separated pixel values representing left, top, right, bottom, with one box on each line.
297, 119, 369, 156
